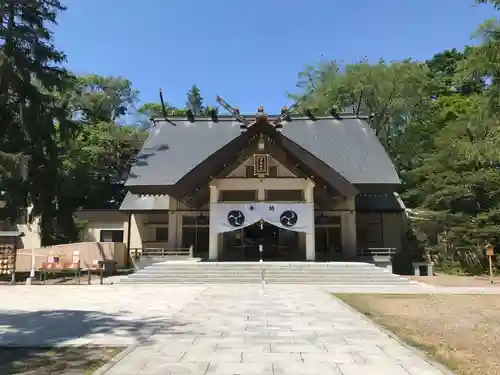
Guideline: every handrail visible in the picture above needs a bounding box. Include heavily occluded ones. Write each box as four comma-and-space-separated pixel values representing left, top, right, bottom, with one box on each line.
130, 246, 194, 259
356, 248, 397, 257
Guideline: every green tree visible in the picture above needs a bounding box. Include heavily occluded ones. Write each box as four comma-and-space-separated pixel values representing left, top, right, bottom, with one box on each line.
406, 97, 500, 272
186, 85, 204, 115
75, 75, 139, 123
0, 0, 77, 245
138, 85, 218, 129
61, 75, 147, 211
291, 58, 433, 183
475, 0, 500, 9
426, 48, 484, 96
456, 19, 500, 115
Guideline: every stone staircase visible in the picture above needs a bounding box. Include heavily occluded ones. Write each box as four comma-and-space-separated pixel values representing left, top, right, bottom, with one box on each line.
120, 262, 416, 285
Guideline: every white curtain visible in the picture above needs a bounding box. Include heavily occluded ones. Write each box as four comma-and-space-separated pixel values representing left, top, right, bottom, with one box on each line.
210, 203, 262, 233
258, 203, 314, 233
210, 202, 314, 234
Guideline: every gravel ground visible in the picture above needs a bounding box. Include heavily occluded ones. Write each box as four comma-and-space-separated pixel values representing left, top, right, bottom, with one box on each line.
0, 346, 124, 375
409, 274, 500, 287
335, 293, 500, 375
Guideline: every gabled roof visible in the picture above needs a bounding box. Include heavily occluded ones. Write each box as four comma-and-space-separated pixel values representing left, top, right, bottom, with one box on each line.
125, 115, 400, 191
126, 119, 241, 187
281, 118, 400, 186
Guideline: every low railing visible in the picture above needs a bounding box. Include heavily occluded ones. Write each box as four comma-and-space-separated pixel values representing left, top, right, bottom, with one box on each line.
130, 246, 194, 260
356, 248, 397, 258
356, 247, 397, 270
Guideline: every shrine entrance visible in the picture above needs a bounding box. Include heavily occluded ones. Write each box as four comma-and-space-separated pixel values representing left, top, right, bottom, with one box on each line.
221, 221, 301, 261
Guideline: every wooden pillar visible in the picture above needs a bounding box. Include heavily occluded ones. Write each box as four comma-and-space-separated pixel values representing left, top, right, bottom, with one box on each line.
168, 199, 178, 249
341, 196, 357, 259
304, 180, 315, 261
209, 185, 219, 261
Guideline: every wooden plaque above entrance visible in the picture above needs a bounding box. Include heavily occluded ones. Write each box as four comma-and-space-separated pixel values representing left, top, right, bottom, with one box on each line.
253, 154, 269, 175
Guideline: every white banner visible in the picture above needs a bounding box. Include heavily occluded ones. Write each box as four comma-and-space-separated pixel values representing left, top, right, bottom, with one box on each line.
210, 202, 314, 234
210, 203, 262, 233
258, 203, 314, 234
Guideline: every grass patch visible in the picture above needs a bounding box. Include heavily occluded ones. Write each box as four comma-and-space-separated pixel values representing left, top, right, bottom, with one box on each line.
0, 346, 125, 375
333, 293, 500, 375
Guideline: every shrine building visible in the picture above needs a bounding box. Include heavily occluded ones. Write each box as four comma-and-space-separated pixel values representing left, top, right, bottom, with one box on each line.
119, 107, 405, 262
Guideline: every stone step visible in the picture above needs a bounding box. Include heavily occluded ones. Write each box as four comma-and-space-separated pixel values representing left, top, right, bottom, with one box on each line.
121, 279, 412, 287
147, 262, 377, 267
122, 261, 412, 285
124, 274, 409, 282
134, 271, 398, 279
146, 263, 379, 267
137, 266, 394, 274
120, 278, 262, 284
143, 266, 387, 274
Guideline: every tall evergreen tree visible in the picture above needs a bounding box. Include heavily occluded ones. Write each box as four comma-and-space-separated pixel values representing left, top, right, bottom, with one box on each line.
0, 0, 76, 244
186, 85, 204, 115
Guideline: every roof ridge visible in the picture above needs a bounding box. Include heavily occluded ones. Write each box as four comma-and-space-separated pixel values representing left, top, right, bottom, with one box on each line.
151, 115, 370, 123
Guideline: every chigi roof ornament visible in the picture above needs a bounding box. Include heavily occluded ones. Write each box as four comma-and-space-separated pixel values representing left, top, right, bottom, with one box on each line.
273, 89, 314, 128
216, 95, 250, 131
158, 88, 177, 127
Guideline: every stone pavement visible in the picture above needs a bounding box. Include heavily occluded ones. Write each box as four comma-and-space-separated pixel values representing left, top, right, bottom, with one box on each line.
0, 285, 205, 347
0, 284, 473, 374
101, 285, 449, 375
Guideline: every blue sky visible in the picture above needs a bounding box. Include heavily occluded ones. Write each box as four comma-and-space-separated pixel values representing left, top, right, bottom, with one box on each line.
56, 0, 495, 114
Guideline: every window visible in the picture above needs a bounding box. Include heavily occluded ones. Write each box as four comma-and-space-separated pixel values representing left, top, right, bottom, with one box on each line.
268, 166, 278, 177
356, 213, 383, 247
100, 230, 124, 243
265, 190, 304, 201
182, 214, 209, 256
219, 190, 257, 202
155, 227, 169, 242
315, 215, 341, 225
145, 214, 169, 225
315, 214, 342, 256
315, 227, 342, 253
182, 215, 209, 226
245, 166, 254, 178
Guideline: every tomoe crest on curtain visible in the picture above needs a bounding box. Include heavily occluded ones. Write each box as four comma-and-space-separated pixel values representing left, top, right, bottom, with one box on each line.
210, 203, 313, 234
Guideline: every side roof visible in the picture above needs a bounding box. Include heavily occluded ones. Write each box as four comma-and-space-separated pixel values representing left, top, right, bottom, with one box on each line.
125, 115, 400, 188
120, 191, 170, 211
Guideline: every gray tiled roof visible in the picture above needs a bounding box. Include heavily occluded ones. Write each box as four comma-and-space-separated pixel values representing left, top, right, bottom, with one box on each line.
120, 192, 170, 211
125, 116, 400, 188
281, 118, 399, 185
126, 119, 241, 187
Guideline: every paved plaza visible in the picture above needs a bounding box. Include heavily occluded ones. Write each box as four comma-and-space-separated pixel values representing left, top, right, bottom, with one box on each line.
0, 284, 464, 374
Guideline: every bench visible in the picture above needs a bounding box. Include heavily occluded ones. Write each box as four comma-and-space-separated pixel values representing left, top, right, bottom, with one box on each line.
412, 261, 434, 276
40, 261, 81, 284
86, 260, 117, 285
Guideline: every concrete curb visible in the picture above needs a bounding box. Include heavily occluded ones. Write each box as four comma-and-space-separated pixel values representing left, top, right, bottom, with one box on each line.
91, 344, 140, 375
330, 293, 456, 375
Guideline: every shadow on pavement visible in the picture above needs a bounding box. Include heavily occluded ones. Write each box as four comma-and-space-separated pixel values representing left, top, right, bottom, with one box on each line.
0, 309, 191, 374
